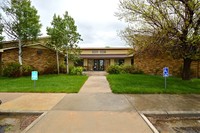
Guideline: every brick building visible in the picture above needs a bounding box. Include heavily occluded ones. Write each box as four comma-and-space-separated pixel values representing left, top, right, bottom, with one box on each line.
0, 38, 199, 78
1, 40, 64, 74
134, 52, 200, 78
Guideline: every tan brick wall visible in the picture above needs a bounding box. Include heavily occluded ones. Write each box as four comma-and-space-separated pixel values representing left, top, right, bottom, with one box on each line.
134, 53, 200, 78
110, 59, 115, 65
124, 58, 132, 65
2, 47, 65, 73
191, 61, 200, 78
2, 49, 19, 64
83, 59, 88, 67
134, 53, 182, 76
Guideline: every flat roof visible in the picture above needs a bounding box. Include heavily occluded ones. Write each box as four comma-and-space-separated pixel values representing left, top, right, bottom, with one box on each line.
80, 47, 132, 50
80, 54, 133, 59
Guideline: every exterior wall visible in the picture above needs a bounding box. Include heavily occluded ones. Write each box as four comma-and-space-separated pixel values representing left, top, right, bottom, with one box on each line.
134, 53, 182, 76
134, 53, 200, 78
83, 59, 88, 67
81, 49, 130, 55
2, 49, 19, 64
83, 59, 88, 70
191, 61, 200, 78
81, 58, 132, 71
2, 47, 65, 73
79, 48, 133, 71
110, 59, 115, 65
124, 58, 132, 66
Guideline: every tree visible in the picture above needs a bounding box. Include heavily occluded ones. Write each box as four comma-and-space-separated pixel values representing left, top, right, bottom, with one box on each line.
0, 13, 4, 76
1, 0, 42, 73
117, 0, 200, 80
62, 12, 82, 74
47, 11, 82, 74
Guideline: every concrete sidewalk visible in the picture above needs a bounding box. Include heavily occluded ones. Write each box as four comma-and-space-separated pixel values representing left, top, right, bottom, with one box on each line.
0, 93, 200, 133
26, 111, 151, 133
79, 76, 112, 93
0, 75, 199, 133
0, 93, 65, 111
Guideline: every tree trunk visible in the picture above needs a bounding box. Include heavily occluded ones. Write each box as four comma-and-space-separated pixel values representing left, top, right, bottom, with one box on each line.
56, 50, 60, 74
66, 50, 69, 74
0, 52, 2, 76
182, 58, 192, 80
18, 39, 23, 75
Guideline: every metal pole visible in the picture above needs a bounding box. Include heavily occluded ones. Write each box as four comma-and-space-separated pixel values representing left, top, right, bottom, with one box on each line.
34, 80, 36, 89
165, 77, 167, 89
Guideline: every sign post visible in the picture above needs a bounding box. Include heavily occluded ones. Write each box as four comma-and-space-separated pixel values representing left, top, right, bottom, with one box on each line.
163, 67, 169, 89
31, 71, 38, 89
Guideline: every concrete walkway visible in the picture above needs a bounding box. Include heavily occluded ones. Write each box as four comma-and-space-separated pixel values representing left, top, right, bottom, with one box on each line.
0, 74, 200, 133
0, 93, 65, 111
83, 71, 108, 76
79, 76, 112, 93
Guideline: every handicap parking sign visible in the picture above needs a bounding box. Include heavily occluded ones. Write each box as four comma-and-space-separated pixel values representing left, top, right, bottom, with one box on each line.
163, 67, 169, 77
31, 71, 38, 80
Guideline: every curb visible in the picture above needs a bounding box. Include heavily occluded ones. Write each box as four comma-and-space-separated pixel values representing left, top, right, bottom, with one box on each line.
22, 111, 47, 133
140, 111, 200, 133
140, 113, 159, 133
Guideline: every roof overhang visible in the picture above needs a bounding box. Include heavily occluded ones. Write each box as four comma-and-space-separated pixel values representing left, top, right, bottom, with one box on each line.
80, 47, 132, 50
2, 43, 65, 56
2, 43, 43, 51
79, 54, 133, 59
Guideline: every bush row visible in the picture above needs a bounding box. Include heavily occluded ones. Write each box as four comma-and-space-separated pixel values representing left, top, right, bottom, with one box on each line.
3, 63, 36, 77
2, 63, 84, 77
69, 66, 83, 75
106, 65, 143, 74
38, 65, 83, 75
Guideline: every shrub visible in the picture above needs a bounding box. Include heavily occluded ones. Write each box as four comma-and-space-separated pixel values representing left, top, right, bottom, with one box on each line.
107, 65, 143, 74
22, 65, 35, 76
122, 65, 135, 74
43, 64, 68, 74
106, 65, 122, 74
42, 66, 57, 74
59, 64, 66, 73
3, 63, 37, 77
132, 66, 144, 74
3, 63, 21, 77
69, 66, 83, 75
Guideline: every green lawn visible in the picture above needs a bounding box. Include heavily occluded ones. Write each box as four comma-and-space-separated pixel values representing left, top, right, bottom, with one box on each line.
107, 74, 200, 94
0, 74, 88, 93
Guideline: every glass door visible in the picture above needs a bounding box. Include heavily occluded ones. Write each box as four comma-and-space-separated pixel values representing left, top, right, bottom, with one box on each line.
99, 59, 104, 71
94, 59, 104, 71
94, 59, 98, 71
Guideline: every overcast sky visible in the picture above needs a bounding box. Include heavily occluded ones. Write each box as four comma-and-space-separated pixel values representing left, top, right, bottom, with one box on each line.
30, 0, 127, 48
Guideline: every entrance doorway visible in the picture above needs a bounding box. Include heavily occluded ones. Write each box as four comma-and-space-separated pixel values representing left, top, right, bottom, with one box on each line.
94, 59, 104, 71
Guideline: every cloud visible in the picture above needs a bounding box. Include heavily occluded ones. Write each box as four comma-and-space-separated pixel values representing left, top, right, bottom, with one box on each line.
31, 0, 127, 47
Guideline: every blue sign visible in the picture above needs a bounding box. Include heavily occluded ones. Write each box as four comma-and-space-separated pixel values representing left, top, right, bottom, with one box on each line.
163, 67, 169, 77
31, 71, 38, 80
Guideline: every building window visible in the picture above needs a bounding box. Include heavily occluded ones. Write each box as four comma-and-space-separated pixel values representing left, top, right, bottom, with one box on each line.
92, 50, 98, 54
131, 58, 134, 66
37, 50, 43, 55
100, 50, 106, 54
115, 59, 124, 65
